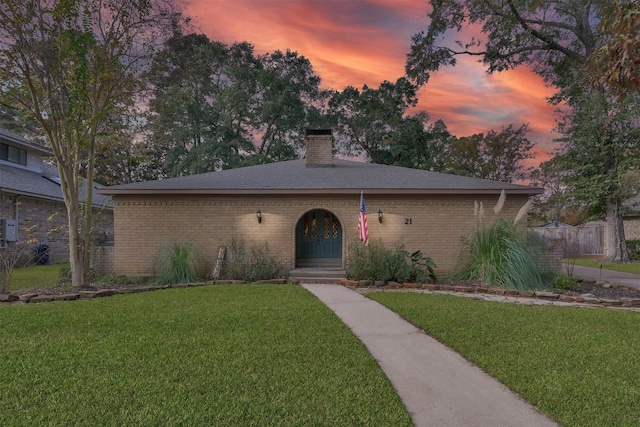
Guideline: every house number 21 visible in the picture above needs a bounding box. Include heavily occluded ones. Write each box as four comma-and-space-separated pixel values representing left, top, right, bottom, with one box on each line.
404, 218, 412, 225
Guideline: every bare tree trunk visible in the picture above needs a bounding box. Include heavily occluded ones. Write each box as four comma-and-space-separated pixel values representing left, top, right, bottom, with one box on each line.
605, 197, 630, 262
82, 135, 97, 286
67, 203, 86, 288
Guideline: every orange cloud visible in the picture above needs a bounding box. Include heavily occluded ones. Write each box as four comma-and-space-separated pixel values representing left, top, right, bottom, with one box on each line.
184, 0, 559, 168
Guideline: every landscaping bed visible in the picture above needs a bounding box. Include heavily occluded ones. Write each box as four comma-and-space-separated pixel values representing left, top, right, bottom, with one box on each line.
339, 278, 640, 308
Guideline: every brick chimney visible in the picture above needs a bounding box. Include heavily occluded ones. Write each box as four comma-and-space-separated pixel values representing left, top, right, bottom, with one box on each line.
305, 129, 333, 167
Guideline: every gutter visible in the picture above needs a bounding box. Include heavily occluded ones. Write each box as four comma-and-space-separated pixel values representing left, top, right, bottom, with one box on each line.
0, 188, 113, 210
97, 187, 544, 196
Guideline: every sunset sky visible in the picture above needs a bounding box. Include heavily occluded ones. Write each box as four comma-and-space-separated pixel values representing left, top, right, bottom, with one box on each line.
185, 0, 559, 164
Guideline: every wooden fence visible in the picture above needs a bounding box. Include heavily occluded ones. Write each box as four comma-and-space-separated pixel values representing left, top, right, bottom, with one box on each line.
530, 225, 604, 256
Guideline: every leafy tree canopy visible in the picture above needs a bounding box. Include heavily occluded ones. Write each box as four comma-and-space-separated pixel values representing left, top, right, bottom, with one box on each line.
587, 0, 640, 96
142, 33, 327, 178
0, 0, 183, 286
406, 0, 598, 87
446, 124, 534, 182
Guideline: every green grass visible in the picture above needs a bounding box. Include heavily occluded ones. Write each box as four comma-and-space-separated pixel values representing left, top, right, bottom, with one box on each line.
9, 263, 67, 291
368, 292, 640, 427
571, 258, 640, 274
0, 285, 412, 426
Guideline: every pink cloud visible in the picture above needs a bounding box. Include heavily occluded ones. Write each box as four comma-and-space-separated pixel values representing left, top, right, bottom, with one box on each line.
184, 0, 559, 168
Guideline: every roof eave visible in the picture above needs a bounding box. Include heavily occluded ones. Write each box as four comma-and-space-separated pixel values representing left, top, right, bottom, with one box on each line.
1, 187, 113, 209
98, 187, 544, 196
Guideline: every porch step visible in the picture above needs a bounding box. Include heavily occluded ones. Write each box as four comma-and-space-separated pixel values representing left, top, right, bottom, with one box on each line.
288, 267, 346, 285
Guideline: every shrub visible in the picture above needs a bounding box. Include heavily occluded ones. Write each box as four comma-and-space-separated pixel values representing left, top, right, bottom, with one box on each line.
222, 239, 282, 282
457, 220, 556, 290
551, 275, 581, 291
346, 239, 437, 283
58, 265, 97, 285
627, 239, 640, 261
154, 242, 201, 285
94, 275, 154, 287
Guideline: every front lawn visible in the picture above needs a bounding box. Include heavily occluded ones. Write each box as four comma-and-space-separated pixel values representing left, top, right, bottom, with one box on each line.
369, 292, 640, 427
9, 263, 66, 291
0, 285, 412, 426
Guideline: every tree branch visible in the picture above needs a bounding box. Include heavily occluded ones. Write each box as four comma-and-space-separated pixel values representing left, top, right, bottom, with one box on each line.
505, 0, 586, 62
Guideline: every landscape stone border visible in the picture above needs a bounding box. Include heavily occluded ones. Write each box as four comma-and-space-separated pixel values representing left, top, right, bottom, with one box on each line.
341, 279, 640, 310
2, 278, 639, 311
0, 279, 288, 306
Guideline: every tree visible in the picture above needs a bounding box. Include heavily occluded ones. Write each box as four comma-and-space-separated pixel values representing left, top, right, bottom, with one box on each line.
556, 90, 640, 261
372, 115, 453, 171
253, 49, 327, 162
0, 104, 44, 143
406, 0, 635, 261
143, 35, 326, 178
587, 0, 640, 96
144, 34, 248, 178
91, 109, 148, 186
0, 0, 183, 287
446, 124, 534, 182
406, 0, 597, 86
328, 77, 419, 160
530, 156, 571, 225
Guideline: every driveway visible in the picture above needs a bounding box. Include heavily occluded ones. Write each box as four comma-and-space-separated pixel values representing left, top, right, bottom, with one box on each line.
570, 265, 640, 290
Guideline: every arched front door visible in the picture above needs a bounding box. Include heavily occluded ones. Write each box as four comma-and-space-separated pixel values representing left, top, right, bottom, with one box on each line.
295, 210, 342, 267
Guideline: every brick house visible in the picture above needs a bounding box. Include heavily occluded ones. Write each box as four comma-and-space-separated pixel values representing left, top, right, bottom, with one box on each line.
0, 128, 113, 264
624, 194, 640, 241
100, 130, 542, 278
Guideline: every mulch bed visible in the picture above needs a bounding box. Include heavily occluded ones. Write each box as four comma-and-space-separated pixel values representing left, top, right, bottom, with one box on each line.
570, 280, 640, 300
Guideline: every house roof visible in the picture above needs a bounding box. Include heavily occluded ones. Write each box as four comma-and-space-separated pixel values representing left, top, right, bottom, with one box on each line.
98, 159, 543, 196
0, 128, 52, 156
0, 163, 112, 208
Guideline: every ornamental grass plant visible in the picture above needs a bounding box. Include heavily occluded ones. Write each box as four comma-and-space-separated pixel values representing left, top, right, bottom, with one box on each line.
457, 220, 555, 290
153, 241, 202, 285
457, 192, 555, 290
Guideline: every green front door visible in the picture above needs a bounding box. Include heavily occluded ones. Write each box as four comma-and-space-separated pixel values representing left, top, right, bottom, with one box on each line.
296, 210, 342, 266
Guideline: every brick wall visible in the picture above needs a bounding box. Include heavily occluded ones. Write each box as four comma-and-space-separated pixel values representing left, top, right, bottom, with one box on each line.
305, 133, 333, 166
0, 193, 113, 264
112, 192, 530, 278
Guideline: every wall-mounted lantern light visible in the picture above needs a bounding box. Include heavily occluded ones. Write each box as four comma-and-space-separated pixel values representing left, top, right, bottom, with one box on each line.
378, 209, 383, 223
257, 209, 262, 224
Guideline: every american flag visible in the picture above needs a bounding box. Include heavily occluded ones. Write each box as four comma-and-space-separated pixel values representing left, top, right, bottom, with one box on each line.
358, 191, 369, 246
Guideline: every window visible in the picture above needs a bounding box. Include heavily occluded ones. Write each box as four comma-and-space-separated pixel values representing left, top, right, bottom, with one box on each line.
0, 143, 27, 166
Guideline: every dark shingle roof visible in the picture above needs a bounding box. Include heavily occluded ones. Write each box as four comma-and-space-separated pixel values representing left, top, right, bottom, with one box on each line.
0, 163, 112, 208
99, 159, 542, 196
0, 128, 52, 155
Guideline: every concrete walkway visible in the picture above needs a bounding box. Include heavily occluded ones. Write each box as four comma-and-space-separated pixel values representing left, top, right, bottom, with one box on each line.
303, 283, 558, 427
571, 265, 640, 289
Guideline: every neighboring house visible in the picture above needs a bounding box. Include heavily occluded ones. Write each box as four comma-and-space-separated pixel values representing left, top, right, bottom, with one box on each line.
99, 130, 542, 278
0, 128, 113, 264
624, 194, 640, 240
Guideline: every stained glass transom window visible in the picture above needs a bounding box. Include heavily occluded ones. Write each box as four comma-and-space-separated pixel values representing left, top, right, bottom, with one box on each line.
324, 213, 330, 238
311, 212, 317, 238
303, 214, 309, 239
